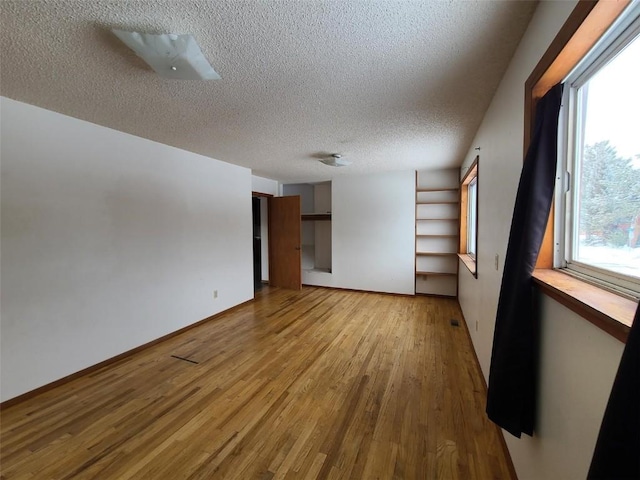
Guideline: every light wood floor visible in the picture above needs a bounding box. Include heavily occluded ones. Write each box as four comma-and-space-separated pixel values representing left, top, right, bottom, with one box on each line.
1, 287, 513, 479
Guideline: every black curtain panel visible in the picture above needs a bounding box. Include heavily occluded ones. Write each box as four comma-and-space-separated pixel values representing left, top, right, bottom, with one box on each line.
486, 83, 564, 438
587, 305, 640, 479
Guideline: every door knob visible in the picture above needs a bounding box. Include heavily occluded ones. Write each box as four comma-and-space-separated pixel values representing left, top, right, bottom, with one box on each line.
295, 246, 301, 250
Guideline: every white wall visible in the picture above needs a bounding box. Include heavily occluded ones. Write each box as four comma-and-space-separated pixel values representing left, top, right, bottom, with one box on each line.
0, 98, 254, 402
457, 3, 626, 479
251, 175, 278, 197
282, 183, 314, 212
303, 171, 415, 295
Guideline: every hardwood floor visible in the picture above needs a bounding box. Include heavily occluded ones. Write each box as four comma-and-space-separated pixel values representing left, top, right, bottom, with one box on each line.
0, 287, 513, 479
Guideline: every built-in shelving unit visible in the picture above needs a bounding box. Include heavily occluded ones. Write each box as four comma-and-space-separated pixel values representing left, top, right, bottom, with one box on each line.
415, 170, 459, 297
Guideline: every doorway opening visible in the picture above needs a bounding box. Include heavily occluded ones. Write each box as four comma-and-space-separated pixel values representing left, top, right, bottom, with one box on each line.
252, 196, 262, 292
252, 192, 273, 292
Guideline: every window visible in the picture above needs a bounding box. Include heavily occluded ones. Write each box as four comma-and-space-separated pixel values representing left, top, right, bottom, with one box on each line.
459, 157, 478, 276
557, 5, 640, 298
526, 0, 637, 341
467, 177, 478, 259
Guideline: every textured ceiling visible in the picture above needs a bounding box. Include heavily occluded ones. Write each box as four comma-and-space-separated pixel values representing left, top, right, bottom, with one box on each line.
0, 0, 537, 183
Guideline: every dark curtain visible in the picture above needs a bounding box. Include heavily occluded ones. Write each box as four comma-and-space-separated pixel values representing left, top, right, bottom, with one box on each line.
587, 305, 640, 479
486, 83, 564, 438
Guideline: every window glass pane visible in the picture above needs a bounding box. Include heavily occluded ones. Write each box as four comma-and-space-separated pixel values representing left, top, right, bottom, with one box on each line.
467, 179, 477, 257
573, 33, 640, 280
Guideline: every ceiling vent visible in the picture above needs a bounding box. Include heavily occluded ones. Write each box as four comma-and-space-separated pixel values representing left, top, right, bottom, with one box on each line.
112, 30, 220, 80
320, 154, 351, 167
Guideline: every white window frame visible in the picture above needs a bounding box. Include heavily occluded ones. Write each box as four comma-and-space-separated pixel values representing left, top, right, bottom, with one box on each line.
556, 3, 640, 299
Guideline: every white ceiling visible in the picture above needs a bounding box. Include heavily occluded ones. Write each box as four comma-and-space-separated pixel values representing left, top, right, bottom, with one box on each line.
0, 0, 537, 183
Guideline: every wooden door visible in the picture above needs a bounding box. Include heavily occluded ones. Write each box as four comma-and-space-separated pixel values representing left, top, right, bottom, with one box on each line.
268, 196, 302, 290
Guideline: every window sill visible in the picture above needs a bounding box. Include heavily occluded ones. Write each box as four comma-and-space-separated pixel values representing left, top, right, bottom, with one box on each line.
458, 253, 477, 278
532, 269, 636, 343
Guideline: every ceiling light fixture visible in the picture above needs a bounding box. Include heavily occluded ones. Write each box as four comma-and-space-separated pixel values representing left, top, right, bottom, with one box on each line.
112, 30, 221, 80
320, 154, 351, 167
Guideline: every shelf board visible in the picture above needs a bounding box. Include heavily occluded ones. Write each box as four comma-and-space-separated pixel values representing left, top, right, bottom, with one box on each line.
415, 271, 457, 277
301, 213, 331, 221
416, 218, 458, 221
303, 267, 332, 274
416, 252, 457, 256
416, 234, 458, 238
416, 188, 458, 193
416, 201, 459, 205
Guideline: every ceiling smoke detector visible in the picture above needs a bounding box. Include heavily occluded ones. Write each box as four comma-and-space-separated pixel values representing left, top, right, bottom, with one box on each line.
320, 154, 351, 167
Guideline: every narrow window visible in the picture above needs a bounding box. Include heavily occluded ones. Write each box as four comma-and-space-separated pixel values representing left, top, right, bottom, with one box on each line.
467, 177, 478, 259
459, 157, 479, 276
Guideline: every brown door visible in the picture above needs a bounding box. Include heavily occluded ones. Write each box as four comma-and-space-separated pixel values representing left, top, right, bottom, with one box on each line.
268, 196, 302, 290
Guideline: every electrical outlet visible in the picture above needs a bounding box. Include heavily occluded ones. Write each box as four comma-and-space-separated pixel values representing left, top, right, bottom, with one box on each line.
213, 290, 218, 299
495, 254, 499, 270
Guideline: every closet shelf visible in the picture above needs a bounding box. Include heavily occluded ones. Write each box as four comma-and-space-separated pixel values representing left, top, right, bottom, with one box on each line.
416, 234, 458, 238
415, 271, 457, 277
416, 188, 458, 193
301, 213, 331, 221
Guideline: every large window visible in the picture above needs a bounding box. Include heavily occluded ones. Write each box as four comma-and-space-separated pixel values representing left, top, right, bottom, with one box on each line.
557, 4, 640, 298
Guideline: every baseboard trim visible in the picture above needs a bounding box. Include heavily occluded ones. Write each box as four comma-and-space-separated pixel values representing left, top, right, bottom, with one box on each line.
0, 298, 254, 410
301, 284, 415, 298
456, 303, 519, 480
415, 292, 458, 299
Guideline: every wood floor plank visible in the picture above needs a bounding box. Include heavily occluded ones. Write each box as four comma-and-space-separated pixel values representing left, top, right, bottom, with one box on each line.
0, 287, 513, 479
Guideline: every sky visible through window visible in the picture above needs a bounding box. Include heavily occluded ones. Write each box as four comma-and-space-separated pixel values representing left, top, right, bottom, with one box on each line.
575, 32, 640, 281
583, 33, 640, 164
